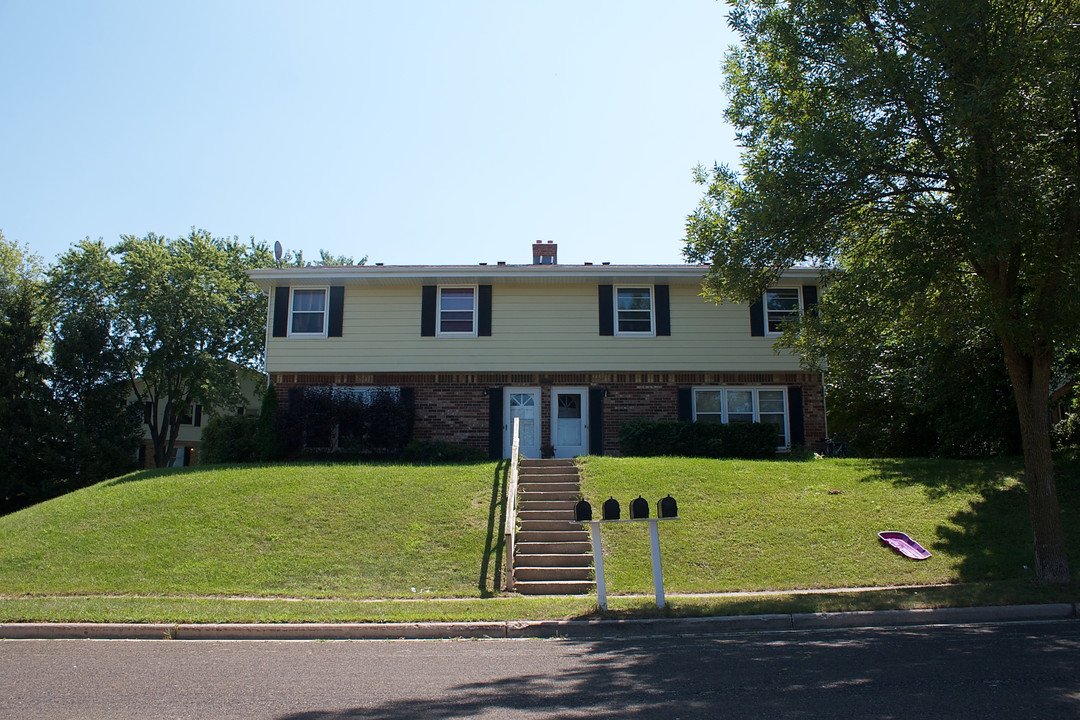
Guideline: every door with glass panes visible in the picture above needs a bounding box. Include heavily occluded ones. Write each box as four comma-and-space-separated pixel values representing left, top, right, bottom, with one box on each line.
504, 388, 541, 458
550, 387, 588, 458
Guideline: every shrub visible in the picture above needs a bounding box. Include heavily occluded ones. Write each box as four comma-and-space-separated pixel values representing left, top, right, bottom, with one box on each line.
256, 383, 282, 461
618, 419, 778, 459
200, 414, 259, 464
1053, 413, 1080, 449
398, 441, 488, 464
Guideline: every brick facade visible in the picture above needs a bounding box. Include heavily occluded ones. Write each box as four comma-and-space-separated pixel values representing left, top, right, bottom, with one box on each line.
271, 370, 827, 457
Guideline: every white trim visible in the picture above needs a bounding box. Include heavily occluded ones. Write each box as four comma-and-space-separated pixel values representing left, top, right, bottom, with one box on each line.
436, 285, 478, 337
287, 286, 330, 338
613, 284, 655, 337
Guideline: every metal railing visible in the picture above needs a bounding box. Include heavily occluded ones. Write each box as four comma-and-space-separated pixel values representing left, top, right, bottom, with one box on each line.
503, 417, 520, 592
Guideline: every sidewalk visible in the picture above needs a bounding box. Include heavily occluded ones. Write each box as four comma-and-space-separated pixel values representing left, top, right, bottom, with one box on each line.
2, 602, 1076, 640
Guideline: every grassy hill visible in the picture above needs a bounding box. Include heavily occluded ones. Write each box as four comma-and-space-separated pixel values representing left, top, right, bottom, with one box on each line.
0, 452, 1076, 622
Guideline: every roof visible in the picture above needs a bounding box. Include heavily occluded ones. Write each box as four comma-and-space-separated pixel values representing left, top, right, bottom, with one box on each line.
246, 262, 821, 293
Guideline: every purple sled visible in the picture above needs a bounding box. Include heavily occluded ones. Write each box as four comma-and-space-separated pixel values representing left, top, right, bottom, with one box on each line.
878, 531, 932, 560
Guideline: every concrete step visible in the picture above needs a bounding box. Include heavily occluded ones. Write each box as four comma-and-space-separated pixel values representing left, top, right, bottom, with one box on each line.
515, 553, 593, 568
518, 499, 577, 512
518, 482, 581, 494
519, 509, 576, 522
516, 540, 592, 555
516, 529, 590, 543
520, 460, 576, 469
518, 519, 581, 532
514, 580, 593, 595
515, 566, 593, 582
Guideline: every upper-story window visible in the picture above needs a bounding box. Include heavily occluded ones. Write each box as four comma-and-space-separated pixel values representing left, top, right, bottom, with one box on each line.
290, 288, 328, 336
765, 288, 801, 335
438, 286, 477, 336
615, 286, 654, 335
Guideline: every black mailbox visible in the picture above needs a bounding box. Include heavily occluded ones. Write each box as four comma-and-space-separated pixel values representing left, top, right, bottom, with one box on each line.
574, 499, 593, 522
657, 495, 678, 518
602, 497, 621, 521
629, 495, 649, 519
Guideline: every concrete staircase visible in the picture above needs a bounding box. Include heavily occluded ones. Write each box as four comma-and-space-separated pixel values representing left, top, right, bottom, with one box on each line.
513, 459, 593, 595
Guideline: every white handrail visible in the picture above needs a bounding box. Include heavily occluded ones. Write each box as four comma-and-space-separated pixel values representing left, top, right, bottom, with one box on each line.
504, 417, 520, 591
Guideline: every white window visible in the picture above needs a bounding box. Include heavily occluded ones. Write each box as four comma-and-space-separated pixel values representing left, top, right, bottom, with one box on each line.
290, 288, 328, 336
693, 387, 789, 448
615, 286, 654, 335
765, 288, 801, 335
438, 286, 476, 336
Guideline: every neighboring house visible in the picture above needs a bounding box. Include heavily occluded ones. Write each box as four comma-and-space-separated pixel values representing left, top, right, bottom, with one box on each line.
247, 242, 826, 459
135, 367, 267, 467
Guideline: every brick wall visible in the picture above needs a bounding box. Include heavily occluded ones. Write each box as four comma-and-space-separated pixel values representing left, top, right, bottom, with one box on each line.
270, 371, 827, 456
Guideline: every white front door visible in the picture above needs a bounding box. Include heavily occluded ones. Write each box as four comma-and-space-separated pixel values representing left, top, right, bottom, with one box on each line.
504, 387, 541, 459
551, 387, 588, 458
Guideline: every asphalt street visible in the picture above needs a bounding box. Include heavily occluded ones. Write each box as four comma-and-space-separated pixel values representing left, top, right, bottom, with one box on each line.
2, 619, 1079, 719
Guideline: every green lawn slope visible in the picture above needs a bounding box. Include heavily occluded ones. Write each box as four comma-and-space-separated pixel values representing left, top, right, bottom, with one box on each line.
0, 452, 1076, 623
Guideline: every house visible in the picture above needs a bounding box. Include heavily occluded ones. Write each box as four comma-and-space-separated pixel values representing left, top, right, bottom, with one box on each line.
247, 242, 826, 459
135, 367, 267, 467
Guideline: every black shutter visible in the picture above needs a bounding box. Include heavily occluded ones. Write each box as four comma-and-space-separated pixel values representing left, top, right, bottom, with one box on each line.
478, 285, 492, 337
802, 285, 818, 318
143, 402, 153, 424
328, 286, 344, 337
598, 285, 614, 336
488, 388, 504, 460
183, 447, 193, 466
787, 386, 805, 447
655, 285, 670, 336
272, 286, 290, 337
421, 286, 437, 337
589, 388, 605, 456
138, 444, 146, 467
193, 405, 202, 427
749, 297, 765, 337
677, 388, 693, 421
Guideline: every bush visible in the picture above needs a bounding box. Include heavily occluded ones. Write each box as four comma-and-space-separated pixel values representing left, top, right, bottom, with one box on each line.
398, 441, 488, 464
256, 383, 282, 461
200, 414, 259, 464
1053, 413, 1080, 449
618, 419, 778, 459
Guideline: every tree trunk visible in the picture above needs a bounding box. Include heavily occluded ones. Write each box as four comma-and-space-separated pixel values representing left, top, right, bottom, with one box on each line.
1001, 341, 1071, 584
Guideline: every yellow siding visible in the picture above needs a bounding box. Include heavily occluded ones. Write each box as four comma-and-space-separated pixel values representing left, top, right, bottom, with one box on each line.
265, 281, 805, 373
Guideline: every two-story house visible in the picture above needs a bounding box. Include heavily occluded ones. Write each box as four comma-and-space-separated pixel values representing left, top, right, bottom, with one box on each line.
247, 242, 825, 459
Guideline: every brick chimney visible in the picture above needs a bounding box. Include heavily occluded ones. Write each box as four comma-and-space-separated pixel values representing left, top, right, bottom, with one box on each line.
532, 240, 557, 265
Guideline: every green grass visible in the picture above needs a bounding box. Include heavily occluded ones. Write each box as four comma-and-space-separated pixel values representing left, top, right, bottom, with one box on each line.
0, 451, 1077, 623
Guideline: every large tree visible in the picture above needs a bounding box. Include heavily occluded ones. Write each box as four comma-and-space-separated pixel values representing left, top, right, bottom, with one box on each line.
0, 233, 64, 511
685, 0, 1080, 582
114, 230, 273, 467
48, 239, 141, 484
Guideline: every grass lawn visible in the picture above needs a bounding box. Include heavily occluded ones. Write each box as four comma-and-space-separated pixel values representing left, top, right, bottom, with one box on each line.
0, 451, 1076, 623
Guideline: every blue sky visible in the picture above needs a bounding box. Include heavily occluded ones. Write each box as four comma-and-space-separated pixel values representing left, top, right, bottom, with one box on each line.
0, 1, 741, 267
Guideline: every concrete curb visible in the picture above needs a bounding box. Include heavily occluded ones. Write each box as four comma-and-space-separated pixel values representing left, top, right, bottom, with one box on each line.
1, 603, 1076, 640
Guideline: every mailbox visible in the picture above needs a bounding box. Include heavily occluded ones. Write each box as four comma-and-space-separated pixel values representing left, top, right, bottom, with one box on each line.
629, 495, 649, 519
602, 497, 621, 521
657, 495, 678, 518
574, 499, 593, 522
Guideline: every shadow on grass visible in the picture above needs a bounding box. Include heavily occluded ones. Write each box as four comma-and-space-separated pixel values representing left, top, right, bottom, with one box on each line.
859, 454, 1080, 584
478, 460, 508, 597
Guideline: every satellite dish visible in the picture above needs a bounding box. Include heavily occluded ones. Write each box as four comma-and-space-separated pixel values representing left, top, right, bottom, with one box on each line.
273, 241, 283, 262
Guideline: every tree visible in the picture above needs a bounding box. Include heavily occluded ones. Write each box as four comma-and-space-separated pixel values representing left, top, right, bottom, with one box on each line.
0, 233, 64, 512
48, 239, 141, 485
114, 230, 273, 467
685, 0, 1080, 583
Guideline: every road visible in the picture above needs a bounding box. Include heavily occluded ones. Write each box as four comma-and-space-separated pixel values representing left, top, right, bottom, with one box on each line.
2, 620, 1078, 718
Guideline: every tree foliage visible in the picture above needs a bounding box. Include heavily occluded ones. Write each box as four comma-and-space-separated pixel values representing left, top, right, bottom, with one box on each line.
0, 234, 64, 512
685, 0, 1080, 583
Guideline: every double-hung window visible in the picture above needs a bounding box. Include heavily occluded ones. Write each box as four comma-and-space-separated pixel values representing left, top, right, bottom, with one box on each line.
438, 286, 477, 336
765, 288, 801, 335
290, 288, 328, 336
615, 286, 654, 335
693, 387, 789, 448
